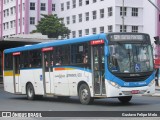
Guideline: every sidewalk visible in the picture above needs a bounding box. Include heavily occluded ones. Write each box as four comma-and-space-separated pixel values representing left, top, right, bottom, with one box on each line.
153, 86, 160, 96
155, 86, 160, 90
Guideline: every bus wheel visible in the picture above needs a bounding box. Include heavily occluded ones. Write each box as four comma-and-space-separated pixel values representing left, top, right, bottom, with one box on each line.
26, 83, 35, 100
118, 96, 132, 103
79, 84, 94, 105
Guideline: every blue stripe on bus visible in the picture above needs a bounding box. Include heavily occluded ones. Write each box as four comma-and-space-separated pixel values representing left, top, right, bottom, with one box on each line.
105, 71, 154, 87
4, 33, 107, 53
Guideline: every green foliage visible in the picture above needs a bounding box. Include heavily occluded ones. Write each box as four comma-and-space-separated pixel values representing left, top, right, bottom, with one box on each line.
33, 14, 70, 38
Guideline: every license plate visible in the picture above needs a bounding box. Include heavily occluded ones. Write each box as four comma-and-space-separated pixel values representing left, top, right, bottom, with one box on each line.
131, 90, 139, 94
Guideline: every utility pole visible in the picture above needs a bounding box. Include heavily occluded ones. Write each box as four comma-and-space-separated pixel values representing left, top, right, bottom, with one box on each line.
122, 0, 125, 32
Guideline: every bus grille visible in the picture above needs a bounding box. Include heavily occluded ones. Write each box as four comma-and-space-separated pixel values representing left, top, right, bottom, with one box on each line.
118, 75, 150, 82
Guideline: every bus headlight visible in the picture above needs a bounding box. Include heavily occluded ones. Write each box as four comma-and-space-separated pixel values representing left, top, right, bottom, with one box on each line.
148, 80, 155, 87
108, 80, 121, 89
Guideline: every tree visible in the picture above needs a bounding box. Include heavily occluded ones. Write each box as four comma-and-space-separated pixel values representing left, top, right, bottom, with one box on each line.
33, 14, 70, 38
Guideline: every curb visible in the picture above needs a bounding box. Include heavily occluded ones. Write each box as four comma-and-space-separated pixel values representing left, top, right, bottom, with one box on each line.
152, 93, 160, 97
156, 89, 160, 91
143, 92, 160, 97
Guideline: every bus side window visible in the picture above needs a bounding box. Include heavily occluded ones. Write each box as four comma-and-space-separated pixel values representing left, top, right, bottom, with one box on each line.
55, 47, 62, 65
20, 50, 41, 69
21, 51, 28, 68
83, 53, 88, 64
71, 43, 89, 64
4, 53, 13, 70
30, 50, 42, 68
54, 45, 70, 65
56, 60, 62, 65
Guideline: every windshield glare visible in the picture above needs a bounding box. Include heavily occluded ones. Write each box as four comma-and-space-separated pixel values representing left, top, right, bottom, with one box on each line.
108, 43, 153, 73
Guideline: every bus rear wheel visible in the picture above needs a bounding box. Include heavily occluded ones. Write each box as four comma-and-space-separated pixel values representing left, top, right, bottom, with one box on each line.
79, 84, 94, 105
118, 96, 132, 103
26, 83, 35, 100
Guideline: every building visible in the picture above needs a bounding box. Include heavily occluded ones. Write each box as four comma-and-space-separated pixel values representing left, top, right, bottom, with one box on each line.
0, 0, 160, 43
0, 0, 52, 38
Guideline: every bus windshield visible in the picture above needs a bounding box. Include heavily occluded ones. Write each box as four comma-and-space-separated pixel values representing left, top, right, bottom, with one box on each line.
108, 43, 154, 73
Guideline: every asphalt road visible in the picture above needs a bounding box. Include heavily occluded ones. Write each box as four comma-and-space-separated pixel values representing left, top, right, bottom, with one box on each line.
1, 84, 160, 120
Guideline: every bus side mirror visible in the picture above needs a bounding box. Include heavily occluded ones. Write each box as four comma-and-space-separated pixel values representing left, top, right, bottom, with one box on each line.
105, 46, 109, 56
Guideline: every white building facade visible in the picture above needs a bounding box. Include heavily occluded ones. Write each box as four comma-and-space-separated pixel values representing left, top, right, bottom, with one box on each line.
0, 0, 159, 43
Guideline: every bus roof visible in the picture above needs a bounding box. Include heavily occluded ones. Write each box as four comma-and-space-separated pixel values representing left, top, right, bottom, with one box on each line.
4, 33, 107, 54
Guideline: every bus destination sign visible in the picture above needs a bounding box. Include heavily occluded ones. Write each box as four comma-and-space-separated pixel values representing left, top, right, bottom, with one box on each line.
110, 34, 144, 41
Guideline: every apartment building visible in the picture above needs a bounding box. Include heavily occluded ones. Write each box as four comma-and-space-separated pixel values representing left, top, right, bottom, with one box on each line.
0, 0, 159, 43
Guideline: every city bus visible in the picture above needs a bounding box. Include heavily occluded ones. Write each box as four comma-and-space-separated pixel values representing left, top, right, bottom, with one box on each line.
3, 33, 155, 104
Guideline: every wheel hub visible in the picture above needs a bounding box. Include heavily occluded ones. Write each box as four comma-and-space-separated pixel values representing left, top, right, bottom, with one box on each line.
28, 88, 33, 97
81, 89, 88, 100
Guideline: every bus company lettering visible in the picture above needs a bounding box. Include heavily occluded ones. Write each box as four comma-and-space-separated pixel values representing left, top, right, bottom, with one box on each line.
67, 74, 77, 77
55, 74, 65, 78
67, 73, 82, 77
138, 82, 146, 85
55, 73, 82, 78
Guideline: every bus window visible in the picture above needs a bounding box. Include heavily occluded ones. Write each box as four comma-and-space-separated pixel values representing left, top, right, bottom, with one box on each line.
55, 45, 70, 65
83, 53, 88, 64
4, 53, 13, 70
21, 51, 31, 68
29, 50, 42, 68
21, 50, 42, 68
71, 43, 89, 64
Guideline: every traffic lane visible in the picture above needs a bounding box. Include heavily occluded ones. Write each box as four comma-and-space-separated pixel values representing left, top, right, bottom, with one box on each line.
1, 86, 160, 111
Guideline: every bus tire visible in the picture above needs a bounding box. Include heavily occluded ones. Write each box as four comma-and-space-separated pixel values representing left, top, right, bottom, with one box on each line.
26, 83, 35, 100
118, 96, 132, 103
79, 83, 94, 105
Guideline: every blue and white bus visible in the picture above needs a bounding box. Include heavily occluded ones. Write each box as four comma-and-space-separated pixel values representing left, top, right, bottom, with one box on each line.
3, 33, 155, 104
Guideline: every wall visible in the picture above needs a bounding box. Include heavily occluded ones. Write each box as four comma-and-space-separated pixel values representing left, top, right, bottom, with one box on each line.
143, 0, 157, 44
56, 0, 115, 38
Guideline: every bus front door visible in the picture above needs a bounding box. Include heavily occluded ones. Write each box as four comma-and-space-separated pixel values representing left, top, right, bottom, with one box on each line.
42, 51, 53, 94
92, 45, 106, 96
13, 54, 21, 93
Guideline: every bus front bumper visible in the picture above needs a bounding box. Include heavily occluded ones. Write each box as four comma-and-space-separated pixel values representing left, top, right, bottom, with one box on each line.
106, 80, 155, 97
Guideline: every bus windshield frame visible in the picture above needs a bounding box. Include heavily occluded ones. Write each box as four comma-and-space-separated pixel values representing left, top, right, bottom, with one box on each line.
108, 42, 154, 73
107, 33, 154, 74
